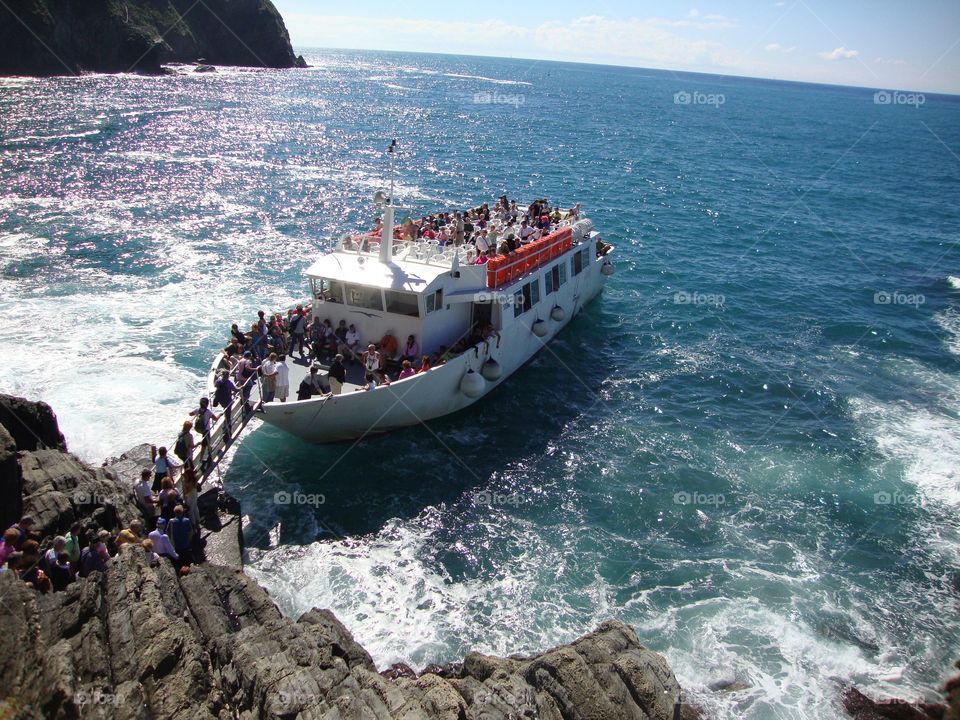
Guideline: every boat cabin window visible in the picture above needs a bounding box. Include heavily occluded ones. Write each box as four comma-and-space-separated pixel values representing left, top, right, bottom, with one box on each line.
316, 278, 345, 303
544, 263, 567, 294
345, 283, 384, 312
425, 288, 443, 314
384, 289, 420, 317
572, 250, 583, 276
513, 278, 540, 317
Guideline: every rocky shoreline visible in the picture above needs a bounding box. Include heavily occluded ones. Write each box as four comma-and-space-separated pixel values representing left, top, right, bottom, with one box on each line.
0, 0, 306, 77
0, 393, 957, 719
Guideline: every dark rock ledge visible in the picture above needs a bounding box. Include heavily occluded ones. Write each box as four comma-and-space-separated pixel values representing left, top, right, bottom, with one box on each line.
0, 0, 307, 77
0, 394, 686, 719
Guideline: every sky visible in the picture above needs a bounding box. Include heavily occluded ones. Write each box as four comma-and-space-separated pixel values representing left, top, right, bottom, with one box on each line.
273, 0, 960, 94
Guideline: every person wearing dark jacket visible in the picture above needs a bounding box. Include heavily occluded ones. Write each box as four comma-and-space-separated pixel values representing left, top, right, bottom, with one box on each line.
328, 354, 346, 395
47, 552, 75, 591
297, 364, 331, 400
213, 370, 239, 431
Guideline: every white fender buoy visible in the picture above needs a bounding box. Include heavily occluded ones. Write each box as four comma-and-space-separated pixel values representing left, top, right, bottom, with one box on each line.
601, 261, 614, 276
460, 369, 486, 398
481, 359, 502, 381
550, 305, 565, 322
532, 319, 548, 337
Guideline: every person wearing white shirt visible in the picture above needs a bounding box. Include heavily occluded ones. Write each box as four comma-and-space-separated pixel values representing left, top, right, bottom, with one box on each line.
519, 219, 535, 244
148, 519, 178, 561
260, 353, 278, 403
135, 468, 158, 520
475, 229, 491, 254
344, 324, 361, 363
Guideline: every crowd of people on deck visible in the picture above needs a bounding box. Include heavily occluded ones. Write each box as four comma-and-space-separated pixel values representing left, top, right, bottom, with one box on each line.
214, 302, 469, 401
363, 196, 583, 265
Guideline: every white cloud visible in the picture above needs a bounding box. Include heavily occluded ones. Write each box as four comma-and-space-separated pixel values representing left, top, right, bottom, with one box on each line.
818, 46, 860, 60
874, 56, 907, 66
660, 12, 738, 30
287, 14, 739, 68
765, 43, 796, 53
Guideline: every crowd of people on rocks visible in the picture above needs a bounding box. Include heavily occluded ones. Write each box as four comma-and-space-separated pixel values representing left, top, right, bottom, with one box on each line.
2, 428, 210, 593
361, 196, 583, 266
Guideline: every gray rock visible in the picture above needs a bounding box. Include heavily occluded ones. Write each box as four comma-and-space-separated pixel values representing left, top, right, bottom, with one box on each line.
0, 394, 65, 451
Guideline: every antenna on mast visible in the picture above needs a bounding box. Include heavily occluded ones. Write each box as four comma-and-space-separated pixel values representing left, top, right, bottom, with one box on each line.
387, 138, 397, 202
377, 139, 399, 264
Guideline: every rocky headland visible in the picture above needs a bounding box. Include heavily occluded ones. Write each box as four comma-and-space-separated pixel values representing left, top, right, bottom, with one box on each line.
0, 393, 957, 719
0, 0, 306, 76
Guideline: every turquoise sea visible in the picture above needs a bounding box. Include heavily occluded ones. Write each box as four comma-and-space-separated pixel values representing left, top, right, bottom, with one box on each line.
1, 50, 959, 719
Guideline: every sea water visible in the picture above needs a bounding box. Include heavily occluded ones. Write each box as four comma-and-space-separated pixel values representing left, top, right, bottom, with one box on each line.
1, 50, 958, 719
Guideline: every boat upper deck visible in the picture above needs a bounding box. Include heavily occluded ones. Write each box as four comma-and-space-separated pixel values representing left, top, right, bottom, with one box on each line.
304, 250, 475, 292
304, 199, 592, 296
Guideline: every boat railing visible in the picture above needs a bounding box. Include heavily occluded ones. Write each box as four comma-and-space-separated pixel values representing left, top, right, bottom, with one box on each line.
484, 227, 574, 289
337, 215, 586, 275
195, 358, 263, 484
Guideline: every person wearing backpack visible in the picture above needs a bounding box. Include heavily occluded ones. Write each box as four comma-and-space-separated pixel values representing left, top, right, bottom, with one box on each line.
173, 421, 195, 469
188, 397, 218, 471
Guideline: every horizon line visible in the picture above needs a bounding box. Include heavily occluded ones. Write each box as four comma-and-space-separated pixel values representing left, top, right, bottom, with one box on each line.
294, 44, 960, 99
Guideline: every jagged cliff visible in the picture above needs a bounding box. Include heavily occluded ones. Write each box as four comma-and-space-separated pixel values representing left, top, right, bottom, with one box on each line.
0, 395, 686, 719
0, 0, 305, 76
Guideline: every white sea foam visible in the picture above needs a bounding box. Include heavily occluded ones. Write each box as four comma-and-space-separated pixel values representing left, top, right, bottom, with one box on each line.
245, 509, 609, 669
442, 73, 532, 86
933, 307, 960, 356
848, 358, 960, 508
5, 129, 101, 143
946, 276, 960, 290
657, 597, 902, 719
0, 272, 263, 461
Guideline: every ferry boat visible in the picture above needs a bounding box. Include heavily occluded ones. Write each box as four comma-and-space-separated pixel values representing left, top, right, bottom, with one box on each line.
209, 164, 614, 444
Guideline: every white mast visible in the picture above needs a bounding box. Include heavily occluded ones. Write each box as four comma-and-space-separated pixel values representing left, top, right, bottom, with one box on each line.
378, 139, 397, 264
